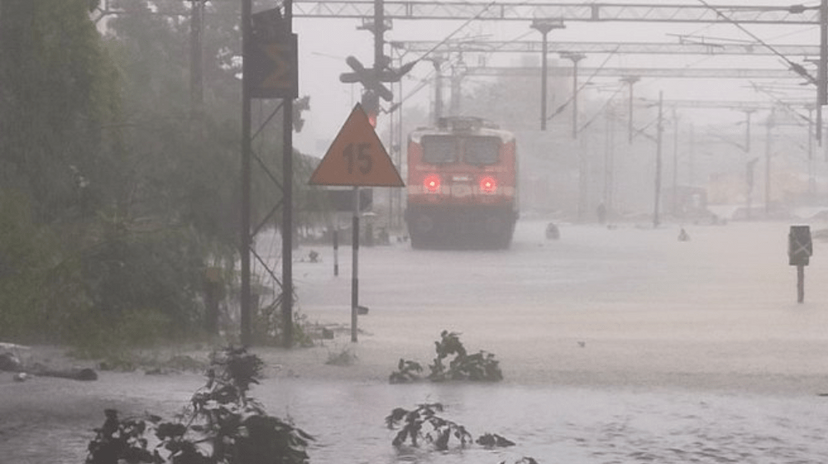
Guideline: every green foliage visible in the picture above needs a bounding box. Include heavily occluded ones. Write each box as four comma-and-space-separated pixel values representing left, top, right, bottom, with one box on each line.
253, 304, 315, 348
385, 403, 471, 451
85, 347, 313, 464
385, 403, 515, 452
0, 0, 319, 350
388, 330, 503, 383
0, 191, 58, 340
0, 0, 232, 347
0, 0, 122, 223
388, 359, 423, 384
429, 331, 503, 382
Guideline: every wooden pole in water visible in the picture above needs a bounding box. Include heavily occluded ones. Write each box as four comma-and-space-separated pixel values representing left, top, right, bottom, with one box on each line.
797, 264, 805, 303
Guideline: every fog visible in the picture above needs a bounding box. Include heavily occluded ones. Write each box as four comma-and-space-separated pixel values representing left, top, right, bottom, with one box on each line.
5, 2, 828, 462
292, 0, 822, 153
290, 0, 827, 221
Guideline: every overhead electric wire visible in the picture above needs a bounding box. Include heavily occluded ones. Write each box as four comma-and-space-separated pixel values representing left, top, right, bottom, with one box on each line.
548, 45, 621, 122
578, 84, 626, 133
407, 0, 496, 65
696, 0, 817, 85
749, 80, 811, 125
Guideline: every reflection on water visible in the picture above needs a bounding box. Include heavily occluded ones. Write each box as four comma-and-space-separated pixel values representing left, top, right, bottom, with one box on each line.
255, 379, 828, 464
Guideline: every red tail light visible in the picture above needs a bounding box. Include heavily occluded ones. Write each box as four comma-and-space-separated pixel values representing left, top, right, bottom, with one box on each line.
479, 176, 497, 194
424, 174, 441, 193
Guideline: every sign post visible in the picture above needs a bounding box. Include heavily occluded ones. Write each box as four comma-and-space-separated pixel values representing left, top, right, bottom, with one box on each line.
309, 104, 404, 341
351, 187, 360, 342
788, 225, 813, 303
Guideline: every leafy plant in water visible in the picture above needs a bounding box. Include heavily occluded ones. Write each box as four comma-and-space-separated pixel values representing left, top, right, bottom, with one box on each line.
385, 403, 515, 452
388, 359, 422, 383
429, 330, 502, 382
253, 303, 315, 348
85, 346, 313, 464
476, 433, 516, 448
385, 403, 472, 451
500, 458, 539, 464
388, 330, 503, 383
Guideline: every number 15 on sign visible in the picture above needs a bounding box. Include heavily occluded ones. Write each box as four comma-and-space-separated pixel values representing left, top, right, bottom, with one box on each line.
344, 143, 373, 176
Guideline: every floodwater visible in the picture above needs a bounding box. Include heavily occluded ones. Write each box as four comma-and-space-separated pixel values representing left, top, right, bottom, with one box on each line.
5, 370, 828, 463
260, 379, 828, 464
4, 217, 828, 463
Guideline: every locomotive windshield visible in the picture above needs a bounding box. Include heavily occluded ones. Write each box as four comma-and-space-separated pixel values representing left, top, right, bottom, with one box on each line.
422, 136, 457, 164
464, 136, 500, 165
421, 135, 501, 165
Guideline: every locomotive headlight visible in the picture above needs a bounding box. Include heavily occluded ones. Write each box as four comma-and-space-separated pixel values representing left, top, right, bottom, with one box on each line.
424, 174, 441, 193
479, 176, 497, 194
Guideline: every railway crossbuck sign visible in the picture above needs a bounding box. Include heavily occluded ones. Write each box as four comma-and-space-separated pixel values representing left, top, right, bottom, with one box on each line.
308, 104, 404, 187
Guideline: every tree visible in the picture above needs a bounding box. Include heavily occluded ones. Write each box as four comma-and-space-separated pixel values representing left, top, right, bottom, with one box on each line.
0, 0, 324, 350
0, 0, 120, 222
0, 0, 123, 345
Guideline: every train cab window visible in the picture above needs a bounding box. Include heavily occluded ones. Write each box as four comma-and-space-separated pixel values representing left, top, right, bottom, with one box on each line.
464, 136, 500, 165
422, 136, 457, 164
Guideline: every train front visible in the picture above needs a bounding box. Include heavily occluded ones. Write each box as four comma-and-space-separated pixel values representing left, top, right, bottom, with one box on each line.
405, 117, 518, 249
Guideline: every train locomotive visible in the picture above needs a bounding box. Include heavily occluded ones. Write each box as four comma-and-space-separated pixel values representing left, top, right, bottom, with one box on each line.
404, 116, 519, 249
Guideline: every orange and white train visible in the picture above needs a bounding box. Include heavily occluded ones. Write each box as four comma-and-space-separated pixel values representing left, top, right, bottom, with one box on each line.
404, 116, 519, 249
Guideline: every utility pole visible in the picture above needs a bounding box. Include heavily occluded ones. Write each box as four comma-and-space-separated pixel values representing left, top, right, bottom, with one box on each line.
449, 55, 467, 115
561, 51, 585, 138
604, 104, 616, 217
530, 18, 565, 131
688, 124, 695, 187
818, 0, 827, 145
742, 109, 754, 219
671, 106, 679, 217
620, 76, 639, 144
653, 91, 663, 228
764, 108, 775, 216
807, 106, 816, 195
429, 54, 445, 124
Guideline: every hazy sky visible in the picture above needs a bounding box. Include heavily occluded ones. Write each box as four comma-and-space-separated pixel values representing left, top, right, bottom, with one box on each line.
287, 0, 821, 155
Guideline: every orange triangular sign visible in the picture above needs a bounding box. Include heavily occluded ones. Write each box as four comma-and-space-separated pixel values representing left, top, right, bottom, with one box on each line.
308, 104, 404, 187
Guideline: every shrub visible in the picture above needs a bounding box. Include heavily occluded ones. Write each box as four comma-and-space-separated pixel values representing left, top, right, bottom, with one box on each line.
385, 402, 515, 452
85, 346, 312, 464
389, 330, 503, 383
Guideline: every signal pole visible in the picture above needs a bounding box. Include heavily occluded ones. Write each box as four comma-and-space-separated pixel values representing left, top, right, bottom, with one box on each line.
282, 0, 294, 348
240, 0, 252, 346
373, 0, 385, 84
